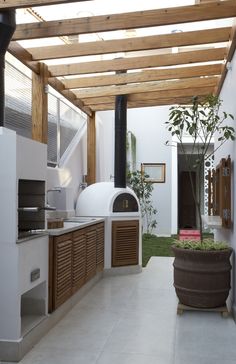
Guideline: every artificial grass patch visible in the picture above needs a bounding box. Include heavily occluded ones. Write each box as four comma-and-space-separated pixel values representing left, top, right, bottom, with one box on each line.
142, 233, 175, 267
142, 232, 214, 267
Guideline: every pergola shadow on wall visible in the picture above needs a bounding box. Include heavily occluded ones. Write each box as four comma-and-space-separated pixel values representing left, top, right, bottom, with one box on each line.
1, 0, 236, 184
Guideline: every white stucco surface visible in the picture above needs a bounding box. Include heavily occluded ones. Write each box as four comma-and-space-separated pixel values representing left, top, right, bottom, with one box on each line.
96, 106, 177, 236
215, 52, 236, 316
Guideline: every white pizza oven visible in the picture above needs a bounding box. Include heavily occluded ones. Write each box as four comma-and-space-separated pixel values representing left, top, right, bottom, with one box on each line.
76, 182, 142, 272
76, 94, 142, 273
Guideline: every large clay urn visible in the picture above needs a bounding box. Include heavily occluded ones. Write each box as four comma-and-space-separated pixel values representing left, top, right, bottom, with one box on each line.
172, 246, 232, 308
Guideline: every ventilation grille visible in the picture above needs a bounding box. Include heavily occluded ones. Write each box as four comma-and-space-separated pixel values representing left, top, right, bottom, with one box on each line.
86, 228, 97, 281
112, 220, 139, 267
54, 234, 72, 309
96, 223, 104, 272
72, 229, 86, 292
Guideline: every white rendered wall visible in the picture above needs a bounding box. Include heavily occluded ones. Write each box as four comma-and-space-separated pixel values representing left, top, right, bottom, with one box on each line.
214, 51, 236, 315
0, 129, 19, 339
96, 106, 177, 236
96, 112, 114, 182
0, 129, 49, 340
46, 130, 87, 211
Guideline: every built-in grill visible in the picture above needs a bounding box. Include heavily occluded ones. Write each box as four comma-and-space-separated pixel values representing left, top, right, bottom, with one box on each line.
76, 93, 141, 271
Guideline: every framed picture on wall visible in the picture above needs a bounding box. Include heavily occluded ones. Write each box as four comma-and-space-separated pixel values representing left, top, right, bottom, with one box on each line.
141, 163, 166, 183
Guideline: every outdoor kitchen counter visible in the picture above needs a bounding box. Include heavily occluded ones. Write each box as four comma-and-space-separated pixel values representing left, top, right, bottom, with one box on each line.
16, 218, 105, 243
47, 217, 105, 236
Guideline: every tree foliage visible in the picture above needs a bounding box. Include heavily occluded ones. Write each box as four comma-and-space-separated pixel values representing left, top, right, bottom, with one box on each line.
165, 95, 235, 242
127, 170, 157, 234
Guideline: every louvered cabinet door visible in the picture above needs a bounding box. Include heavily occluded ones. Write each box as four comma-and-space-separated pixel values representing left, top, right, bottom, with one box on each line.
86, 227, 97, 281
72, 229, 86, 292
96, 222, 104, 272
112, 220, 139, 267
53, 233, 73, 310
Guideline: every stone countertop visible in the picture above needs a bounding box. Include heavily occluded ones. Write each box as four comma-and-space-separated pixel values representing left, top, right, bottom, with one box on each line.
17, 217, 105, 242
47, 217, 105, 236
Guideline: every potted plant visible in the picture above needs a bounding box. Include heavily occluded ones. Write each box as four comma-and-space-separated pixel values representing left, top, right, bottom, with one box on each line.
166, 94, 235, 309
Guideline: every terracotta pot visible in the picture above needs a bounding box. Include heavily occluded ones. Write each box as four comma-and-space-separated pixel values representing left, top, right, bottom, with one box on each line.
172, 246, 232, 308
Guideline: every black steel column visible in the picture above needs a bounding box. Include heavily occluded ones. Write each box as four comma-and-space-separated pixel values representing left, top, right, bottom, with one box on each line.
114, 94, 127, 188
0, 10, 16, 126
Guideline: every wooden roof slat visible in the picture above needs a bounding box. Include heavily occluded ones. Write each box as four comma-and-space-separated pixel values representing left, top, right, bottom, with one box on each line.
89, 95, 209, 111
26, 27, 230, 61
80, 86, 214, 106
48, 47, 226, 77
73, 76, 218, 99
0, 0, 91, 10
8, 41, 40, 74
7, 42, 92, 116
12, 0, 236, 40
60, 64, 222, 89
216, 18, 236, 94
5, 1, 235, 111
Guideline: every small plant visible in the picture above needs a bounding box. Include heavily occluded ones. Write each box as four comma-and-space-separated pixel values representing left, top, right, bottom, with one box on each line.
127, 170, 157, 234
173, 239, 229, 250
166, 94, 235, 243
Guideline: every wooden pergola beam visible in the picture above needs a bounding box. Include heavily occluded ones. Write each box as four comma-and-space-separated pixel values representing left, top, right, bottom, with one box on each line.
86, 112, 96, 186
12, 0, 236, 40
73, 76, 219, 99
7, 42, 92, 116
60, 64, 222, 90
32, 62, 48, 143
216, 19, 236, 95
0, 0, 91, 10
80, 86, 214, 106
26, 27, 230, 61
48, 47, 226, 77
89, 95, 209, 111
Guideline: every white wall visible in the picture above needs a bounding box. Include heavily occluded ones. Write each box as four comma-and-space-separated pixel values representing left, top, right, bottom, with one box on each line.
96, 112, 115, 182
96, 106, 177, 236
46, 130, 87, 210
214, 51, 236, 316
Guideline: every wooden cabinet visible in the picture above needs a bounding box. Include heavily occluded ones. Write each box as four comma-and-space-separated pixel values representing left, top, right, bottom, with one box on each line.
112, 220, 139, 267
49, 222, 104, 312
96, 223, 104, 272
72, 229, 86, 293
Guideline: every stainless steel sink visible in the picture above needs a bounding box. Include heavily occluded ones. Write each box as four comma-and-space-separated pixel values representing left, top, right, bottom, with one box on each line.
65, 217, 97, 223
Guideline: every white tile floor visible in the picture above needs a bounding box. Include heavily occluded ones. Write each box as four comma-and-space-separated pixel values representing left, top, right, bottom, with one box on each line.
11, 257, 236, 363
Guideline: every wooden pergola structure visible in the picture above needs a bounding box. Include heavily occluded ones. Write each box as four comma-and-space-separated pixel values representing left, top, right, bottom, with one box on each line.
1, 0, 236, 184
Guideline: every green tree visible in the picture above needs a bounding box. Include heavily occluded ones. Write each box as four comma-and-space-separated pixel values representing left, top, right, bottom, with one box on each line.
166, 95, 235, 242
127, 170, 157, 234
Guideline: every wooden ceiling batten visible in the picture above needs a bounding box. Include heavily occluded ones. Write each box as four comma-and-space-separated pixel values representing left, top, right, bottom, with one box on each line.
73, 76, 218, 99
80, 86, 214, 106
0, 0, 91, 10
48, 47, 226, 77
89, 95, 209, 111
60, 64, 222, 90
216, 18, 236, 95
7, 42, 92, 116
5, 1, 236, 111
12, 1, 236, 41
26, 27, 230, 61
